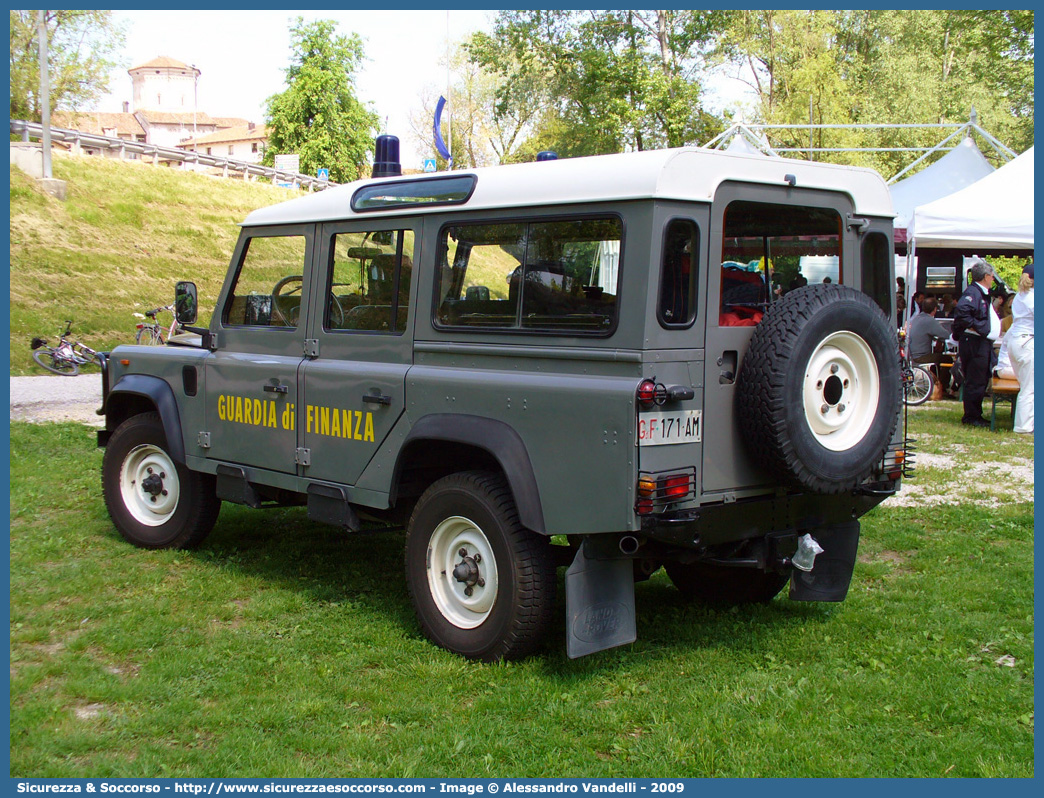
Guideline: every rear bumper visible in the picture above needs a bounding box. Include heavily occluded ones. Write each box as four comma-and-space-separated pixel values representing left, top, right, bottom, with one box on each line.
642, 482, 896, 549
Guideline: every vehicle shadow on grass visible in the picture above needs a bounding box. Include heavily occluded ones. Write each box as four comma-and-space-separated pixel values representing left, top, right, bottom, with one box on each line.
158, 503, 833, 672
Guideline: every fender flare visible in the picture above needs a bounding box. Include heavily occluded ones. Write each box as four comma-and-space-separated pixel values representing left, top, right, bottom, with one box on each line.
106, 374, 186, 463
395, 414, 546, 534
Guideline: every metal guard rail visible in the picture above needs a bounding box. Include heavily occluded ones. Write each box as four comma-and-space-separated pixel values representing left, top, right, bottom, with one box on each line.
11, 119, 335, 191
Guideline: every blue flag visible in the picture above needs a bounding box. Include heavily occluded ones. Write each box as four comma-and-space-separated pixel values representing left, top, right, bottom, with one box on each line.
433, 95, 452, 162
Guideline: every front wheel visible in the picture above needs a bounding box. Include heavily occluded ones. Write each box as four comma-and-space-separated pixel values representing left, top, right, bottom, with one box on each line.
102, 412, 220, 548
405, 471, 555, 661
32, 348, 79, 376
904, 365, 935, 406
665, 561, 789, 605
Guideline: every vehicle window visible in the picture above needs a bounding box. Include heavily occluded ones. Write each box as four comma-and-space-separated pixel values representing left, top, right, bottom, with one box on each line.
719, 201, 842, 327
326, 230, 414, 333
860, 231, 893, 318
658, 219, 700, 328
351, 175, 476, 212
224, 235, 307, 328
435, 217, 621, 334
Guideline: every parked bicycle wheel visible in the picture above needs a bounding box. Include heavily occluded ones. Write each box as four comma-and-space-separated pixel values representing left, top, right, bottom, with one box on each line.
32, 348, 79, 376
904, 365, 934, 406
136, 327, 163, 345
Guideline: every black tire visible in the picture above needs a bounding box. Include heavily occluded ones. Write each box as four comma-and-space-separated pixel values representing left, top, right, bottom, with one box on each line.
102, 412, 220, 549
32, 348, 79, 376
736, 284, 901, 494
904, 365, 934, 406
665, 561, 789, 605
405, 471, 556, 661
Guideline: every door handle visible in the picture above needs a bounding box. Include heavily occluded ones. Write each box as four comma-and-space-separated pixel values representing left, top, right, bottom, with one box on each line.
263, 384, 289, 394
362, 392, 392, 406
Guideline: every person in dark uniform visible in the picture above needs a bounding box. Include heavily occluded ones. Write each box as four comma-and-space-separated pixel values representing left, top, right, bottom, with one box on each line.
951, 259, 1001, 427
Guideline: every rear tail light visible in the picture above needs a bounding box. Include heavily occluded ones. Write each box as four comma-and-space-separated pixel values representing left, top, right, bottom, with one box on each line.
635, 468, 696, 515
637, 379, 658, 406
663, 474, 689, 499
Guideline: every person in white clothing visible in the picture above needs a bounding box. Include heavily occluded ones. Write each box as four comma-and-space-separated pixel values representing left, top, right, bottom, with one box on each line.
1008, 262, 1034, 434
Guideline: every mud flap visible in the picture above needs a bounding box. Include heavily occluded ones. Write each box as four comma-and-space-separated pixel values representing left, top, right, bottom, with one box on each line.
789, 521, 860, 602
565, 539, 636, 659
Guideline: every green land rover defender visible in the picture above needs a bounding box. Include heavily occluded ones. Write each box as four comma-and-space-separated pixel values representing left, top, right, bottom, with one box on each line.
98, 142, 907, 660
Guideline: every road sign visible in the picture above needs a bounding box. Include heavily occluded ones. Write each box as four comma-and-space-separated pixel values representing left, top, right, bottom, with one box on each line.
317, 168, 329, 181
423, 158, 437, 173
274, 154, 300, 173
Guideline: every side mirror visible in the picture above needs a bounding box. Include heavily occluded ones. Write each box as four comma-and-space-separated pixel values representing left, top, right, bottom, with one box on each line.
175, 281, 198, 325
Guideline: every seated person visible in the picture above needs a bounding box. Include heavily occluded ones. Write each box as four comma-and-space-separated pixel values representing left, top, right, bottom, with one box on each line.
907, 296, 949, 362
908, 296, 955, 393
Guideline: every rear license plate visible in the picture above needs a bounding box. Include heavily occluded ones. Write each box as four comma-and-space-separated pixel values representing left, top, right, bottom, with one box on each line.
637, 409, 702, 446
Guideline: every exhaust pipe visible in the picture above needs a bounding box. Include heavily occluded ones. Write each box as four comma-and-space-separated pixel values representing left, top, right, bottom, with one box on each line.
619, 535, 640, 555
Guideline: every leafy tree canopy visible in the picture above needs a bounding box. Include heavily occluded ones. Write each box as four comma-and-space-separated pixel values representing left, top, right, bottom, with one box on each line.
263, 17, 379, 183
469, 10, 728, 158
9, 10, 126, 121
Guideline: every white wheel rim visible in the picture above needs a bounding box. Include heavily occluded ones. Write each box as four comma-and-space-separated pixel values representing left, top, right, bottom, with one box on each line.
802, 331, 880, 451
426, 516, 499, 629
119, 444, 180, 526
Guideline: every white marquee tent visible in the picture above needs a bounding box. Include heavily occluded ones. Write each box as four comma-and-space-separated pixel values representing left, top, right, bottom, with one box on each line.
909, 146, 1034, 250
889, 136, 995, 237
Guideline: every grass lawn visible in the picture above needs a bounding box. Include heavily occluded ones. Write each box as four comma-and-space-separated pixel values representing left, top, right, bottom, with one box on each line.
8, 399, 1032, 777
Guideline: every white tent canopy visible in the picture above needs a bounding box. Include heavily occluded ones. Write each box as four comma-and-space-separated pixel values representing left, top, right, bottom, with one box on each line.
909, 146, 1034, 250
889, 136, 995, 232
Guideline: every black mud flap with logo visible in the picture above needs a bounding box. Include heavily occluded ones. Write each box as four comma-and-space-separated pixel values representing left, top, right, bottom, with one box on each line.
565, 539, 637, 658
789, 521, 861, 602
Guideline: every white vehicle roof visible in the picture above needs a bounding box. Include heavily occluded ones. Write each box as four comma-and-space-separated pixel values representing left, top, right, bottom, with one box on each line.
242, 146, 895, 227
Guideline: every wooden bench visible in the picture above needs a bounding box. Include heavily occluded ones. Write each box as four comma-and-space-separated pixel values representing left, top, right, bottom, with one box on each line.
987, 376, 1020, 432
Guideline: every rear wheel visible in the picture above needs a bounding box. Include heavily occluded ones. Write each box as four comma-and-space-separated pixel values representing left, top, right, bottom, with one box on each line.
665, 561, 788, 605
904, 365, 934, 406
405, 471, 555, 661
32, 348, 78, 375
102, 412, 220, 549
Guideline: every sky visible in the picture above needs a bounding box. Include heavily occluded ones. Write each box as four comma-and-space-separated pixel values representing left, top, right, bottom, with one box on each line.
98, 9, 755, 172
98, 10, 496, 170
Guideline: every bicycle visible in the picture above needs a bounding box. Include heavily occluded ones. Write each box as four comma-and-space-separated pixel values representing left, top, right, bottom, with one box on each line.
133, 304, 179, 345
899, 329, 935, 406
30, 320, 102, 376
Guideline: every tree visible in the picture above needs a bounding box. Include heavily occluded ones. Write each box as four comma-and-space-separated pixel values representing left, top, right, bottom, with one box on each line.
468, 10, 727, 158
714, 11, 1034, 174
408, 36, 542, 168
9, 10, 126, 121
263, 17, 379, 183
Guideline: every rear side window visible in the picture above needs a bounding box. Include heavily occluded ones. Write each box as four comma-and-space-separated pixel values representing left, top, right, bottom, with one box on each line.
860, 231, 893, 318
658, 219, 700, 328
435, 216, 622, 335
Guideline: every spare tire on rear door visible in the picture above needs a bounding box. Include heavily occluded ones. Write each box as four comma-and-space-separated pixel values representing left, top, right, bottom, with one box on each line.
736, 284, 900, 494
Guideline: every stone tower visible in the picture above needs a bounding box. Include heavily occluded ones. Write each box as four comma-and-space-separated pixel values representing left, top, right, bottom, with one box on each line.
128, 56, 200, 113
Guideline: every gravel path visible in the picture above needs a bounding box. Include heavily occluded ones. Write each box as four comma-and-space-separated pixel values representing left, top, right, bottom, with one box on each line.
10, 373, 105, 426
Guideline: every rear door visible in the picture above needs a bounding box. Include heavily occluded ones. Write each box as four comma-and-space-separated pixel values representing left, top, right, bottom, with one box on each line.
298, 222, 418, 486
702, 183, 852, 495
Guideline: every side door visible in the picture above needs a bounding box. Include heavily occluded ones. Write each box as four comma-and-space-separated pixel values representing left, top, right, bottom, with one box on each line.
204, 225, 314, 474
702, 184, 852, 495
298, 223, 417, 486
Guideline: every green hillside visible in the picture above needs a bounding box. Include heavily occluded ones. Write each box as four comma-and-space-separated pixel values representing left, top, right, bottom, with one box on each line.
9, 152, 301, 374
